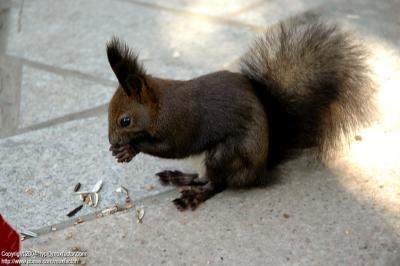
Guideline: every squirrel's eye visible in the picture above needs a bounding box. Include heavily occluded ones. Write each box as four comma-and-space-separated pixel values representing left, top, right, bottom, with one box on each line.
120, 117, 131, 127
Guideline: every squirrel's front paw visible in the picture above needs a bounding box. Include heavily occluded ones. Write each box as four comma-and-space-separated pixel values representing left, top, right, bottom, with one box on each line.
109, 144, 139, 163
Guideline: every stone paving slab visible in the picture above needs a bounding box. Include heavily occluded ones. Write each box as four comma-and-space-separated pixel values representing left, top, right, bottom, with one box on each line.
21, 153, 400, 266
18, 65, 114, 128
319, 0, 400, 47
120, 0, 264, 17
6, 0, 254, 81
0, 115, 197, 230
229, 0, 400, 48
229, 0, 325, 27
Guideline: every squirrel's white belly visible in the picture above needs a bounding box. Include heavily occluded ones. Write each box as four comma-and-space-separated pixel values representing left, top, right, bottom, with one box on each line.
185, 152, 206, 177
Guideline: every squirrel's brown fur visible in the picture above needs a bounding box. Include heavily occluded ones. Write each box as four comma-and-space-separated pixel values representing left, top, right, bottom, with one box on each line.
107, 19, 375, 211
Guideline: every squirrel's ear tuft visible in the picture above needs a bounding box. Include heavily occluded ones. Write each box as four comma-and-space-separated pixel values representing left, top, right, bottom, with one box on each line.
106, 37, 146, 96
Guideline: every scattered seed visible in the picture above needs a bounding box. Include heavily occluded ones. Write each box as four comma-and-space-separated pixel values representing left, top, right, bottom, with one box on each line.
102, 206, 119, 216
51, 226, 57, 231
74, 218, 84, 225
92, 180, 103, 193
146, 184, 155, 191
78, 192, 99, 208
24, 188, 33, 196
67, 205, 84, 217
19, 228, 38, 238
116, 186, 132, 204
283, 213, 290, 219
91, 193, 99, 208
136, 208, 145, 224
73, 182, 81, 192
355, 135, 362, 141
75, 191, 93, 195
84, 194, 92, 205
116, 186, 129, 195
76, 191, 92, 205
71, 246, 81, 252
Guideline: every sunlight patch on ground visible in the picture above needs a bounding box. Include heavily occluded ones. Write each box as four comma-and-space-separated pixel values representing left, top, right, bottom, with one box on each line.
333, 40, 400, 230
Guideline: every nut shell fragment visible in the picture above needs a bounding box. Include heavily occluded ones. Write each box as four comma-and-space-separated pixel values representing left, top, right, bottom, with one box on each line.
73, 183, 81, 192
102, 206, 119, 216
90, 193, 99, 208
74, 218, 84, 225
67, 205, 84, 217
115, 186, 129, 195
136, 208, 145, 224
92, 180, 103, 193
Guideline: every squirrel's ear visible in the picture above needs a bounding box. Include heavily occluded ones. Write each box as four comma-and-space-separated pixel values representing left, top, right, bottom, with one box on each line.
106, 37, 146, 97
126, 74, 145, 97
107, 37, 124, 70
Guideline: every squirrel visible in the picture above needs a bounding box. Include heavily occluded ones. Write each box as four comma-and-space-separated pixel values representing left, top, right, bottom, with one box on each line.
106, 19, 375, 211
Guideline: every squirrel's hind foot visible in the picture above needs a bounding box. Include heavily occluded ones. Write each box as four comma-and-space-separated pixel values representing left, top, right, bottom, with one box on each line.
172, 182, 223, 211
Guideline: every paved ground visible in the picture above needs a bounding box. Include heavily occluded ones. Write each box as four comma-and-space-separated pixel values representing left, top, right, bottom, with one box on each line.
0, 0, 399, 265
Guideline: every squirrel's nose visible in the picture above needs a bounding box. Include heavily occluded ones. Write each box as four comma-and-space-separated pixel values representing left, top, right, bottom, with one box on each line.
108, 135, 114, 145
108, 123, 120, 145
108, 131, 128, 146
109, 135, 119, 146
108, 129, 118, 145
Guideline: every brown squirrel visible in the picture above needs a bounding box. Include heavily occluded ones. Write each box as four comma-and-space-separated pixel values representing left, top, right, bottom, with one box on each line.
107, 19, 375, 211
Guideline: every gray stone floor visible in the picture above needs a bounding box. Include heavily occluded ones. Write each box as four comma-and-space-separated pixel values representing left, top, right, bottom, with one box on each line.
0, 0, 399, 265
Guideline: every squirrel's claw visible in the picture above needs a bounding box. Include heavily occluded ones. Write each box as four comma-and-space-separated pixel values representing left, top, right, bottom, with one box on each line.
110, 144, 139, 163
117, 152, 134, 163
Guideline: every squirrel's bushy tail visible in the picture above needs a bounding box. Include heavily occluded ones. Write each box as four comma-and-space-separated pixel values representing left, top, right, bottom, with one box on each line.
240, 19, 375, 167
